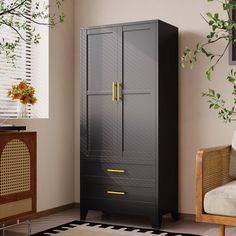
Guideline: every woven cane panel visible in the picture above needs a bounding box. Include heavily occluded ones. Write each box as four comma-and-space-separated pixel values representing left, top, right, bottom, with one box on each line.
203, 147, 232, 196
0, 198, 32, 220
0, 139, 31, 196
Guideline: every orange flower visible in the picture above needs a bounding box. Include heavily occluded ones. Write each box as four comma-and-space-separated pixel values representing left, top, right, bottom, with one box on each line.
21, 95, 30, 104
29, 97, 37, 105
13, 93, 21, 99
18, 81, 27, 90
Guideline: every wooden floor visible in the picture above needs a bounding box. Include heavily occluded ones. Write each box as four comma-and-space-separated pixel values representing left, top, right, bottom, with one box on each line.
1, 208, 236, 236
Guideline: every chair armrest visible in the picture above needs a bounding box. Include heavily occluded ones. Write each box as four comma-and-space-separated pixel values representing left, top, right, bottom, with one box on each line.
196, 145, 232, 218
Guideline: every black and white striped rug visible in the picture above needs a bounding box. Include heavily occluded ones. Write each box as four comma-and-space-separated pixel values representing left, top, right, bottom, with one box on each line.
32, 220, 200, 236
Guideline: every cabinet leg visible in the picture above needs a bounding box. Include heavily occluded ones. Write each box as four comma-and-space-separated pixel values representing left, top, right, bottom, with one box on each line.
151, 215, 162, 229
218, 225, 225, 236
171, 211, 179, 221
80, 208, 88, 221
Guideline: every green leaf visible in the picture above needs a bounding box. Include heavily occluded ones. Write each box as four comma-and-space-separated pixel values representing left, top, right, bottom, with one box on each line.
212, 25, 217, 31
209, 88, 215, 96
206, 12, 214, 21
206, 66, 215, 80
227, 76, 236, 83
214, 13, 219, 19
214, 104, 220, 109
209, 20, 214, 25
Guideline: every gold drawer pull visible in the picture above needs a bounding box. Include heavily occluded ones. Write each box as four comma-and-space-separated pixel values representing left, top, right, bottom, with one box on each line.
106, 191, 126, 195
107, 169, 126, 173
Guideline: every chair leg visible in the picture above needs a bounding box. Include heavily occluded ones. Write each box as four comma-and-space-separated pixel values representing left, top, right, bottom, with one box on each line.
218, 224, 225, 236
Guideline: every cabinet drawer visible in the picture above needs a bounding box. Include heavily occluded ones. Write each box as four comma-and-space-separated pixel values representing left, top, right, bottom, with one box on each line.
81, 161, 154, 180
82, 183, 154, 203
83, 198, 154, 216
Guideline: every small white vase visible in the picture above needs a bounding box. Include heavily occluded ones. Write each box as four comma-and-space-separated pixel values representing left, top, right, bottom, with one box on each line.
17, 102, 28, 119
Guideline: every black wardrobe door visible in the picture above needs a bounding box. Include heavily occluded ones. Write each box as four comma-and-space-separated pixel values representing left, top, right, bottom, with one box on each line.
82, 27, 119, 159
121, 23, 156, 162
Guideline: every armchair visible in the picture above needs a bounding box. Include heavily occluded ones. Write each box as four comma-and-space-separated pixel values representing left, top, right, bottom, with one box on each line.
196, 145, 236, 236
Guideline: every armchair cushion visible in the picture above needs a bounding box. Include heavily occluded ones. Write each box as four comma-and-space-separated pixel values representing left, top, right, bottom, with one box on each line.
230, 131, 236, 178
204, 180, 236, 216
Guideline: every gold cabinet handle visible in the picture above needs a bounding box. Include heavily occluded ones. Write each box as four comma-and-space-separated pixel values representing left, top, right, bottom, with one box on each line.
107, 169, 126, 173
112, 82, 117, 101
106, 191, 126, 195
117, 82, 122, 101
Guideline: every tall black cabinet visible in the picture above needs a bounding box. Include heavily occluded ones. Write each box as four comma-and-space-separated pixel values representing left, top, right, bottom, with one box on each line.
80, 20, 178, 228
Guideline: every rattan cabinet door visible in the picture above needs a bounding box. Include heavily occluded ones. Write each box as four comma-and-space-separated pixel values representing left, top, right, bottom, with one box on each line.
0, 132, 36, 223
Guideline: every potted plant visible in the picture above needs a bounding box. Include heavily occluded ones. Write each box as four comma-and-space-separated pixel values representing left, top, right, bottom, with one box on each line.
8, 81, 37, 118
181, 0, 236, 122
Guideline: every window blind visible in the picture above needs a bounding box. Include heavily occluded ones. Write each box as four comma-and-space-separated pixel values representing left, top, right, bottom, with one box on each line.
0, 0, 32, 119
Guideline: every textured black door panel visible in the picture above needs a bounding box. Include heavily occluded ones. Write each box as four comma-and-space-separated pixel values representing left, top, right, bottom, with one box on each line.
81, 27, 119, 158
87, 95, 114, 155
121, 23, 156, 161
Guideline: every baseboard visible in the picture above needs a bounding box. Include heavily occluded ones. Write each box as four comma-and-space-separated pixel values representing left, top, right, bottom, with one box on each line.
31, 203, 80, 220
179, 213, 195, 221
31, 203, 195, 223
162, 213, 195, 222
74, 203, 80, 208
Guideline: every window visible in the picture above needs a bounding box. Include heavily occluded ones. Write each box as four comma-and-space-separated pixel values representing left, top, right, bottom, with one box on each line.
0, 0, 49, 119
0, 0, 32, 118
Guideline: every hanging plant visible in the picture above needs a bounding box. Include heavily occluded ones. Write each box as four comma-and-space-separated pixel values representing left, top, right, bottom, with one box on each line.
181, 0, 236, 123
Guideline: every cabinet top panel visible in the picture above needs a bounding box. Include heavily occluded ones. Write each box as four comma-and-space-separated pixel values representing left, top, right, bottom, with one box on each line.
80, 19, 177, 30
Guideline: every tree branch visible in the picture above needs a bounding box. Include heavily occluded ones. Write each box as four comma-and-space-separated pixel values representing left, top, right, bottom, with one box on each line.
213, 41, 230, 66
205, 35, 231, 45
201, 13, 210, 25
10, 12, 54, 26
0, 0, 28, 16
1, 21, 26, 41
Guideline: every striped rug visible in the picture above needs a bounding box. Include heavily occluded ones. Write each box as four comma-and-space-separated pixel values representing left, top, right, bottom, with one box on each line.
32, 220, 200, 236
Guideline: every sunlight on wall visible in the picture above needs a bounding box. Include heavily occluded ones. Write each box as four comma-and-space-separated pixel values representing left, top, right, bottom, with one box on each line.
31, 0, 49, 119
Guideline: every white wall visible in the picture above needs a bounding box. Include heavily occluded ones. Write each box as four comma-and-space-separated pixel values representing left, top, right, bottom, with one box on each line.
74, 0, 236, 214
12, 0, 75, 212
31, 21, 49, 119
